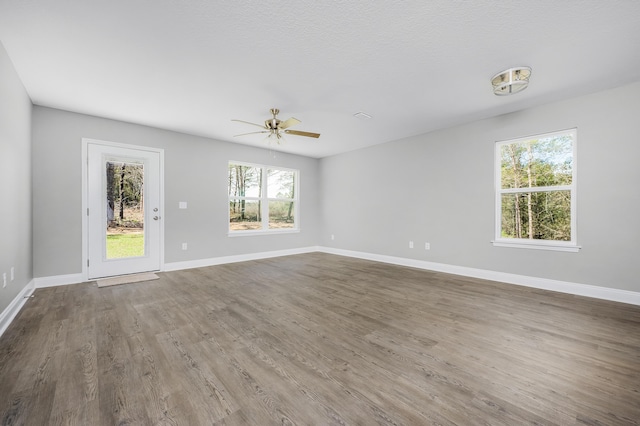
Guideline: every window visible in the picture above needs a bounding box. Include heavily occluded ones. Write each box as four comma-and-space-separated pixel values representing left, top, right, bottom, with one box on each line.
228, 162, 299, 234
493, 129, 578, 252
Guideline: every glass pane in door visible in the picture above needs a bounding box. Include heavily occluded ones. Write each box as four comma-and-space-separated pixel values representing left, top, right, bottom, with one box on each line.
106, 161, 145, 259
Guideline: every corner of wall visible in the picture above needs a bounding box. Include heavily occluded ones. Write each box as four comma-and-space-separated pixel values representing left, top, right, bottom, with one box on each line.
0, 279, 35, 338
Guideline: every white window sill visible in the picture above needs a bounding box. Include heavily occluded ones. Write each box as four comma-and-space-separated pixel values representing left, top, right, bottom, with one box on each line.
228, 229, 300, 237
492, 240, 581, 252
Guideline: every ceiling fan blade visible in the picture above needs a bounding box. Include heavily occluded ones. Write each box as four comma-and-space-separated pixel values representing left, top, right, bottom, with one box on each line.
284, 129, 320, 138
231, 119, 267, 129
234, 131, 269, 137
279, 117, 301, 129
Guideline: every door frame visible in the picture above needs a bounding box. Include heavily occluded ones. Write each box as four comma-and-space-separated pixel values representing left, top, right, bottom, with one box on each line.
81, 138, 165, 281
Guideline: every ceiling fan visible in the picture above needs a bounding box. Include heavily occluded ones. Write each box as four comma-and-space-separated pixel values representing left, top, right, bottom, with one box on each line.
232, 108, 320, 143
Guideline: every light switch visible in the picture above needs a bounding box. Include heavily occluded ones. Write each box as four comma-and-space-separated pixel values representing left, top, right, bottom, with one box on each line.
179, 202, 187, 209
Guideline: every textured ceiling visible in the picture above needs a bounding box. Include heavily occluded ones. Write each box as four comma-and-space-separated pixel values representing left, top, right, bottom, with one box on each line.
1, 1, 640, 158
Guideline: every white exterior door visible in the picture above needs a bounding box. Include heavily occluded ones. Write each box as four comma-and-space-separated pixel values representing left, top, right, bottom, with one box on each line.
87, 142, 162, 279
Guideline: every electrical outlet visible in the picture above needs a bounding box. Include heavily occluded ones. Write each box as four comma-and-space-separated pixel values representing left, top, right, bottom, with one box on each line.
409, 241, 414, 249
425, 242, 430, 250
10, 267, 15, 281
331, 234, 335, 240
182, 243, 188, 250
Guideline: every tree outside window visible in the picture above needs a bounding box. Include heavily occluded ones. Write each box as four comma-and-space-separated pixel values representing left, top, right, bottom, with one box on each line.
228, 162, 298, 233
494, 129, 578, 251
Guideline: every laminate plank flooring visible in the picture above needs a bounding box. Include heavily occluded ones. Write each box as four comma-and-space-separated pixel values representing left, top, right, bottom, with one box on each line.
1, 253, 639, 425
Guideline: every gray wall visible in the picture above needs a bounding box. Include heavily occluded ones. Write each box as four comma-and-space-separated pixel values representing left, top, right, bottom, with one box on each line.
32, 107, 321, 278
22, 79, 640, 294
0, 42, 32, 314
320, 82, 640, 292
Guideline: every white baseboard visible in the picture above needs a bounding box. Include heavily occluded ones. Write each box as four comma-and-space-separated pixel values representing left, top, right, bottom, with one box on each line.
34, 273, 85, 288
0, 280, 36, 338
2, 246, 637, 339
318, 247, 640, 306
27, 247, 322, 289
17, 246, 640, 316
164, 246, 321, 272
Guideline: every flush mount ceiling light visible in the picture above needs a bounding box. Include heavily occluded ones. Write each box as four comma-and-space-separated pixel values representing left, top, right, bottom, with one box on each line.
491, 67, 531, 96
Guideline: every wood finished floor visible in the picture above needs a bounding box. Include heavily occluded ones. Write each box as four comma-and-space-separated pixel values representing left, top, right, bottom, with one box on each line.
1, 253, 639, 425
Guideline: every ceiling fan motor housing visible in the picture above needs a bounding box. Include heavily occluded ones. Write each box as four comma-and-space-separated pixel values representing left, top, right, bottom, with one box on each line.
266, 118, 280, 130
267, 108, 281, 130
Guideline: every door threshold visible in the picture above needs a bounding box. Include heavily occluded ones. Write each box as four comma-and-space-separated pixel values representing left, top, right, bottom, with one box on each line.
96, 272, 159, 288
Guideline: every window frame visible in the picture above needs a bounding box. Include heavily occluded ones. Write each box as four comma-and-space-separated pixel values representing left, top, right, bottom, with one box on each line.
228, 161, 300, 236
492, 128, 580, 252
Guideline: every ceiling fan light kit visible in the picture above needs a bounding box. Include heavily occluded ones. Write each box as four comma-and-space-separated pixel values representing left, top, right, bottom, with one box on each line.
492, 66, 531, 96
232, 108, 320, 144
